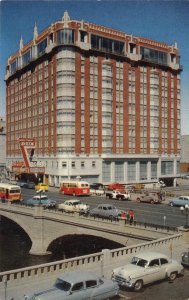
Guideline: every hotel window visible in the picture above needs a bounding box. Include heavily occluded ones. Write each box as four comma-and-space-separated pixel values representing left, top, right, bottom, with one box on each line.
72, 161, 76, 168
57, 29, 75, 45
81, 161, 85, 168
140, 47, 168, 65
127, 162, 136, 181
10, 61, 17, 74
140, 162, 148, 180
37, 39, 47, 57
62, 161, 67, 168
92, 161, 96, 168
23, 50, 31, 67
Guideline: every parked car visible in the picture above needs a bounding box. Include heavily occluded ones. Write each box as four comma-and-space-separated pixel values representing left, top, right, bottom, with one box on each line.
169, 196, 189, 207
181, 251, 189, 267
16, 181, 35, 189
89, 204, 124, 220
35, 183, 49, 191
58, 199, 89, 214
24, 270, 119, 300
23, 195, 56, 208
106, 190, 130, 200
136, 191, 165, 204
112, 251, 184, 292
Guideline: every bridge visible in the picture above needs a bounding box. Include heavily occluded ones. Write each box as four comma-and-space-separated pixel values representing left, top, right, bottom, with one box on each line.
0, 202, 178, 255
1, 202, 188, 300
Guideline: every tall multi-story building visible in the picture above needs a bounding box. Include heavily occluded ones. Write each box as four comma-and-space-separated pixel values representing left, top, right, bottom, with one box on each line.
5, 11, 182, 186
0, 116, 6, 169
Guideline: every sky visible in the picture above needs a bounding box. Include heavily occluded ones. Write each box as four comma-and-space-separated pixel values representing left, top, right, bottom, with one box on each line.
0, 0, 189, 134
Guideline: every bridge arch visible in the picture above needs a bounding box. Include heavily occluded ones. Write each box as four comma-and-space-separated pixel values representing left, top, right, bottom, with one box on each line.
0, 211, 32, 245
47, 234, 124, 258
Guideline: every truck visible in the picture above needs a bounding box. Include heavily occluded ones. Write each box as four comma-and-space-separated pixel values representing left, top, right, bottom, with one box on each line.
135, 191, 165, 204
105, 190, 131, 201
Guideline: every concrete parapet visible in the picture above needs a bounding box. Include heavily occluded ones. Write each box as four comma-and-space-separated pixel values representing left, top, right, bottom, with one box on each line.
0, 233, 182, 289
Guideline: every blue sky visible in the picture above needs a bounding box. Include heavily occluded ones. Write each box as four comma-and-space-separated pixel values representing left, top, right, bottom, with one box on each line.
0, 0, 189, 134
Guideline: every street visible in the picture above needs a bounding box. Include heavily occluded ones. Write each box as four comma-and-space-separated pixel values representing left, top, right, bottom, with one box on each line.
20, 186, 189, 228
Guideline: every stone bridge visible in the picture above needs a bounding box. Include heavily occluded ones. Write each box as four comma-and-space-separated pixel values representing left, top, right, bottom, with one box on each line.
0, 202, 178, 255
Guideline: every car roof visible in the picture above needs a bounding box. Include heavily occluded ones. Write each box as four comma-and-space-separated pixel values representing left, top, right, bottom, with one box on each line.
98, 204, 116, 208
65, 199, 81, 203
134, 251, 168, 261
33, 195, 48, 199
59, 271, 98, 283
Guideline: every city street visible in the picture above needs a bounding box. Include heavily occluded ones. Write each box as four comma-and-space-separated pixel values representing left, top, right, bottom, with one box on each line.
20, 186, 189, 228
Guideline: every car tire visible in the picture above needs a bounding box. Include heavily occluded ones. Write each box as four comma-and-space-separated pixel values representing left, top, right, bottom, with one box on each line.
134, 279, 143, 292
170, 202, 174, 207
169, 271, 177, 281
73, 193, 76, 196
150, 199, 155, 204
136, 197, 140, 202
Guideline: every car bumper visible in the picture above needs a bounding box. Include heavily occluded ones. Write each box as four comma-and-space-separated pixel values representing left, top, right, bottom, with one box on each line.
112, 276, 134, 288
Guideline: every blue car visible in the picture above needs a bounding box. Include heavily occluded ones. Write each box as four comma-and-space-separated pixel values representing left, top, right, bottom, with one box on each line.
24, 271, 119, 300
23, 195, 56, 208
169, 196, 189, 207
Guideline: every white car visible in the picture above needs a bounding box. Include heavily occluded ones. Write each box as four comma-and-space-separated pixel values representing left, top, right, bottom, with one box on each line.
58, 199, 89, 214
90, 188, 105, 196
112, 251, 184, 291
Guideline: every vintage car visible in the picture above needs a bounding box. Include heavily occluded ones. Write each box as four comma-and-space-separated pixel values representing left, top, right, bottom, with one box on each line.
89, 204, 124, 220
23, 195, 56, 208
58, 199, 89, 213
181, 251, 189, 267
106, 190, 130, 200
136, 191, 165, 204
169, 196, 189, 207
24, 271, 119, 300
112, 251, 184, 291
35, 183, 49, 191
16, 181, 35, 189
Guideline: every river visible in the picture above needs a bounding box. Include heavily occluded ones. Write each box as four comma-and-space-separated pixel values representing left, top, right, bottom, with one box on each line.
0, 217, 122, 272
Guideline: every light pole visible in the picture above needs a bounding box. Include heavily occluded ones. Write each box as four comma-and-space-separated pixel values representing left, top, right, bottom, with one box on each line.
180, 204, 189, 229
36, 189, 43, 205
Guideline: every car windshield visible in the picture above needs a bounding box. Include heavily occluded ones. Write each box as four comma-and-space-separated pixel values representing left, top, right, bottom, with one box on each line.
131, 257, 148, 267
54, 278, 71, 291
73, 201, 81, 205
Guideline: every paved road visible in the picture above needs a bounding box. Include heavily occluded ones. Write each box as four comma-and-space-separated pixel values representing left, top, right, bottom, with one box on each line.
20, 187, 189, 228
119, 268, 189, 300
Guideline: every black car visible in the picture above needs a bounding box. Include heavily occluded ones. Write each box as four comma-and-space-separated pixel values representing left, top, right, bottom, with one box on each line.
16, 181, 35, 189
90, 183, 104, 190
181, 251, 189, 267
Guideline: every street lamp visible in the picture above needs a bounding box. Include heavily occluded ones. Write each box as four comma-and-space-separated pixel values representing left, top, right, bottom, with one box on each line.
36, 189, 44, 205
180, 204, 189, 229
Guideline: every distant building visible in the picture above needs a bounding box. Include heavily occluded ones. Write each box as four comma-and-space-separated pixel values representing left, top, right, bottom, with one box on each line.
180, 135, 189, 173
0, 116, 6, 168
5, 11, 182, 186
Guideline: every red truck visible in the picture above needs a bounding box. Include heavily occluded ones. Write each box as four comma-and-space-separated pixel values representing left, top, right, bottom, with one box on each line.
107, 182, 125, 191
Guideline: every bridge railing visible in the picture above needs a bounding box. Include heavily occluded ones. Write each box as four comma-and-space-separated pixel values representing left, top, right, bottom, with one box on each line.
0, 202, 178, 234
0, 233, 182, 287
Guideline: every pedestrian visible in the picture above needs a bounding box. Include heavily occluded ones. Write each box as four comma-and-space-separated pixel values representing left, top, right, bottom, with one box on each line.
121, 211, 126, 220
129, 209, 134, 225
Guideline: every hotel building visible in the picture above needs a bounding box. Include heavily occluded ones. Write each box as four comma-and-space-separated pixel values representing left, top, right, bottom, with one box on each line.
5, 11, 182, 186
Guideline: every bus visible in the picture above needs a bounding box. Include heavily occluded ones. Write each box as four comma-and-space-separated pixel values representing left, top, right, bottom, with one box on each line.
59, 180, 90, 196
0, 183, 22, 202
